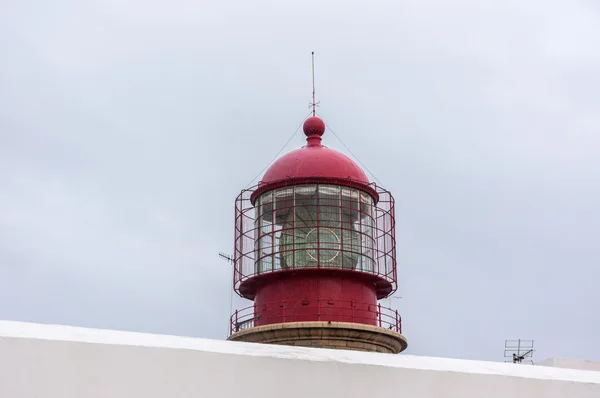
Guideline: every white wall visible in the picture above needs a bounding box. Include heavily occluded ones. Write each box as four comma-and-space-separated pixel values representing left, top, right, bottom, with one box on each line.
1, 321, 600, 398
538, 357, 600, 371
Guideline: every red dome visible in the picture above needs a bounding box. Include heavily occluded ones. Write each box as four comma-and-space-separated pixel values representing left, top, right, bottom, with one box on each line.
259, 116, 370, 186
261, 144, 369, 184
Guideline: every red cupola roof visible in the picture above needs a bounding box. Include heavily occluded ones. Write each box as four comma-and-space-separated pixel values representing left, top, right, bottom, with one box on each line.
258, 116, 370, 188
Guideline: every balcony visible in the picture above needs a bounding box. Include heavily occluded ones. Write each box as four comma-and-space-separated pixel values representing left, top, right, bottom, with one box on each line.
230, 299, 402, 336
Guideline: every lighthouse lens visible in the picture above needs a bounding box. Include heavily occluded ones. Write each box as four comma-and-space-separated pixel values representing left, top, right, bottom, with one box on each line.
255, 184, 375, 274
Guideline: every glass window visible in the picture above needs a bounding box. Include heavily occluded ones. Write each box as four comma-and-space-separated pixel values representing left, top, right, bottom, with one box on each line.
255, 184, 376, 274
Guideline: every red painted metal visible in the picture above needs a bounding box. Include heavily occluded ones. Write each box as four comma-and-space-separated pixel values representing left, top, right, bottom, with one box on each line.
230, 299, 402, 335
250, 177, 379, 206
235, 183, 397, 300
259, 144, 369, 187
253, 270, 377, 327
229, 115, 401, 337
303, 116, 325, 136
257, 118, 371, 196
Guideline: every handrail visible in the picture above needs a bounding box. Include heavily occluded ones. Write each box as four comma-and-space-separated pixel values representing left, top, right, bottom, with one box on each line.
229, 299, 402, 336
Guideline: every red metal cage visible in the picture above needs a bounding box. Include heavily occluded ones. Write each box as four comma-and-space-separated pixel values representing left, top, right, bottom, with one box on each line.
233, 180, 397, 299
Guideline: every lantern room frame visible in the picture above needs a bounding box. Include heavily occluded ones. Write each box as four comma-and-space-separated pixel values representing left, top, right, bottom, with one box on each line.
233, 178, 397, 300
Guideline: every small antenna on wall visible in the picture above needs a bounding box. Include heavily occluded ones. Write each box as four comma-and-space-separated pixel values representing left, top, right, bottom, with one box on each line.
504, 339, 535, 365
219, 252, 234, 263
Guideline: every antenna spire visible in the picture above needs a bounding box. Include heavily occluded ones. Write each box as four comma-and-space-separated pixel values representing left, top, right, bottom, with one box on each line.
311, 51, 317, 116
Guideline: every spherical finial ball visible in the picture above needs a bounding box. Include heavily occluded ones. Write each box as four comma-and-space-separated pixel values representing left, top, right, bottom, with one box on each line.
303, 116, 326, 137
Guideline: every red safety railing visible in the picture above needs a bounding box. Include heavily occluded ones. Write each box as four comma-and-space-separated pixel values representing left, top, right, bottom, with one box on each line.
229, 299, 402, 336
233, 181, 397, 299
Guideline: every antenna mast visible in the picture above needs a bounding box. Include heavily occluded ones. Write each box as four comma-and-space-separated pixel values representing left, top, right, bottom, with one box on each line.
311, 51, 318, 116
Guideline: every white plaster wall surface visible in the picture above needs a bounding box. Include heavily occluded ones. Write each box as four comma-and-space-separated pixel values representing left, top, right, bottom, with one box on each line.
1, 321, 600, 398
537, 357, 600, 371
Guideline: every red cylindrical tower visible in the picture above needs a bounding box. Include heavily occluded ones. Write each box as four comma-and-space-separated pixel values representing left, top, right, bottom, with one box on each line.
228, 116, 407, 354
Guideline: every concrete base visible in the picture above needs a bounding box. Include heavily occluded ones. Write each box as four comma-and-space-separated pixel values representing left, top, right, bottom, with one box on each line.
227, 321, 408, 353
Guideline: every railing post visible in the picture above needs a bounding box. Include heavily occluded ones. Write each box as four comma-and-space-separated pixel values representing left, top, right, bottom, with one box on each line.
378, 303, 382, 327
234, 309, 239, 333
395, 310, 399, 332
399, 315, 402, 334
253, 303, 257, 327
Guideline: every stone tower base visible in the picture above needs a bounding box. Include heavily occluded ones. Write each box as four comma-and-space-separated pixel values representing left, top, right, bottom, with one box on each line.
227, 321, 407, 354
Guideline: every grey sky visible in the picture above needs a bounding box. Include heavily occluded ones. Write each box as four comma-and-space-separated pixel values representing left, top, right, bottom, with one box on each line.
1, 0, 599, 362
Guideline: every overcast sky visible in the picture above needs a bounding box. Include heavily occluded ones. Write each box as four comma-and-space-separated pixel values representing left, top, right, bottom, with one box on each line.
1, 0, 599, 362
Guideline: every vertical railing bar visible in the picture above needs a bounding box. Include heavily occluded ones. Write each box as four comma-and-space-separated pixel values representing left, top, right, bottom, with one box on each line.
235, 309, 239, 333
292, 186, 296, 271
316, 185, 320, 268
271, 200, 275, 273
253, 302, 257, 328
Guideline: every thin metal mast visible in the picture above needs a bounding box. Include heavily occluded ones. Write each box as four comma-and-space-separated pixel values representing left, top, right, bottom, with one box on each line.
311, 51, 316, 116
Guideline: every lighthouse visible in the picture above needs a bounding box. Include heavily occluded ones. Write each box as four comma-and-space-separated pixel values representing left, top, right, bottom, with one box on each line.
227, 113, 407, 354
227, 94, 406, 353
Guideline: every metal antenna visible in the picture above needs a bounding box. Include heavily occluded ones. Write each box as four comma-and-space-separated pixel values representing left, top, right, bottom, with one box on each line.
310, 51, 320, 115
504, 339, 535, 365
220, 252, 235, 337
219, 252, 234, 264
